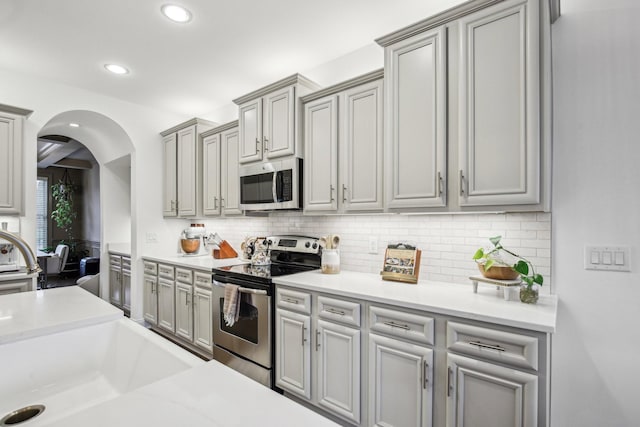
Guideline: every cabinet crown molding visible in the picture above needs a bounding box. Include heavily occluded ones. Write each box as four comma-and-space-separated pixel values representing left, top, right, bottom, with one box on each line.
160, 118, 217, 137
200, 120, 239, 138
300, 69, 384, 104
0, 103, 33, 118
232, 73, 321, 105
376, 0, 508, 47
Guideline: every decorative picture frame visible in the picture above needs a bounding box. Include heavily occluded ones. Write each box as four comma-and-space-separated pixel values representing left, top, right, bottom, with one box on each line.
380, 243, 421, 284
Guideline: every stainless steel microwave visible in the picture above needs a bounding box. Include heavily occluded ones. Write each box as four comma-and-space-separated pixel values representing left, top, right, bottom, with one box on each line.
239, 158, 302, 211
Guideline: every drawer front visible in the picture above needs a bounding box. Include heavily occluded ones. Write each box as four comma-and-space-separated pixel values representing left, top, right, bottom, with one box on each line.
143, 261, 158, 275
121, 256, 131, 272
447, 321, 539, 370
276, 287, 311, 314
158, 264, 175, 280
194, 271, 212, 289
317, 295, 361, 327
369, 305, 434, 345
175, 268, 193, 284
109, 254, 121, 268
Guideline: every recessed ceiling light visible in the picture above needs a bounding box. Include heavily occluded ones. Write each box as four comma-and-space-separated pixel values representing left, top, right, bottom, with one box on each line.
161, 4, 192, 23
104, 64, 129, 75
69, 123, 80, 128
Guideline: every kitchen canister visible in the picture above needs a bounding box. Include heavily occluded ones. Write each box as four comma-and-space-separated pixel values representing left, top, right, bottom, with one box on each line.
321, 249, 340, 274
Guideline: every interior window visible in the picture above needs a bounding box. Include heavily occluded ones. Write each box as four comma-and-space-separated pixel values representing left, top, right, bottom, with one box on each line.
36, 177, 48, 250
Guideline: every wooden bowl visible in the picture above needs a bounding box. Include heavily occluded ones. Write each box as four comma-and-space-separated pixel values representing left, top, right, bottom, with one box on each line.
478, 263, 519, 280
180, 238, 200, 254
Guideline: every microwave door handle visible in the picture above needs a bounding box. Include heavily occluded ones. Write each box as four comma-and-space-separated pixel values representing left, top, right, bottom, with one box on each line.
272, 172, 278, 202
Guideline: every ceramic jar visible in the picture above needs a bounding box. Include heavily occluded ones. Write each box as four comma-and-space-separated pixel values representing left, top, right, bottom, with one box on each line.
519, 283, 539, 304
321, 249, 340, 274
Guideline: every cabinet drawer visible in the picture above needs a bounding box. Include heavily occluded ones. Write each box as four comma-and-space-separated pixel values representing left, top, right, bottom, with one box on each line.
143, 261, 157, 275
158, 264, 175, 280
109, 255, 121, 268
121, 256, 131, 272
175, 268, 193, 284
194, 271, 212, 289
276, 287, 311, 314
317, 296, 360, 327
447, 321, 539, 370
369, 306, 434, 345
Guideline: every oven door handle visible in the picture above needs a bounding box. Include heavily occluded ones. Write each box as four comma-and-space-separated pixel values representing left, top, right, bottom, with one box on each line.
272, 171, 278, 203
212, 280, 268, 295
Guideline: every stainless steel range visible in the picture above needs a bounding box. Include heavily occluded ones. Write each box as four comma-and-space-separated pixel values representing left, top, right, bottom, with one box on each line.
211, 235, 321, 388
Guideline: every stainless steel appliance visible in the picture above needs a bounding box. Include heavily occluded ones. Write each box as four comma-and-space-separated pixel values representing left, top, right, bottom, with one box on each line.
239, 157, 302, 211
211, 235, 321, 388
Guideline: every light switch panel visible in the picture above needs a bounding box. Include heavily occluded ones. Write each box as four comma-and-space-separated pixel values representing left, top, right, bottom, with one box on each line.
585, 246, 630, 272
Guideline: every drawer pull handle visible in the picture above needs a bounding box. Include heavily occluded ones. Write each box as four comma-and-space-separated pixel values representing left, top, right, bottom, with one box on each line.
447, 367, 453, 397
316, 330, 321, 351
469, 341, 505, 352
302, 326, 307, 345
284, 297, 299, 304
326, 308, 345, 316
384, 320, 410, 331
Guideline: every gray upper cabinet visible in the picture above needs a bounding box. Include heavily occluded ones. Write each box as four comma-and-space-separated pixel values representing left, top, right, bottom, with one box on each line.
302, 70, 384, 213
458, 0, 541, 207
377, 0, 552, 212
234, 74, 321, 165
161, 118, 216, 218
382, 27, 447, 209
0, 104, 31, 215
201, 121, 242, 217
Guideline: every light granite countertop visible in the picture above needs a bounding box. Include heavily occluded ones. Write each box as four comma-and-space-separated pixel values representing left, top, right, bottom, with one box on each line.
274, 270, 557, 333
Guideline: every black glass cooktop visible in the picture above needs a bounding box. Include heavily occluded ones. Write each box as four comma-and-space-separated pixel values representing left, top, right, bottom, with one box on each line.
213, 262, 316, 282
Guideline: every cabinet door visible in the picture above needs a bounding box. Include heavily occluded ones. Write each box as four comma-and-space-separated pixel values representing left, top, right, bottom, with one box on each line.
0, 279, 30, 295
193, 287, 213, 351
109, 266, 122, 307
221, 127, 242, 215
157, 278, 176, 333
177, 125, 198, 216
239, 99, 263, 163
317, 320, 361, 424
276, 309, 311, 399
0, 112, 22, 214
162, 134, 178, 217
264, 86, 295, 159
341, 79, 384, 212
385, 27, 447, 209
447, 353, 538, 427
303, 95, 338, 212
369, 333, 433, 427
143, 274, 158, 325
122, 269, 131, 313
175, 282, 194, 342
458, 0, 540, 206
202, 133, 221, 216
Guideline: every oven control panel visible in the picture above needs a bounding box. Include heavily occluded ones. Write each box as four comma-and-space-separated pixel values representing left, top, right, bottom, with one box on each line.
266, 235, 320, 254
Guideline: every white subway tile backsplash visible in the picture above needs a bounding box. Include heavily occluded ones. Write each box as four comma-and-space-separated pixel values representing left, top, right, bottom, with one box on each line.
199, 211, 552, 291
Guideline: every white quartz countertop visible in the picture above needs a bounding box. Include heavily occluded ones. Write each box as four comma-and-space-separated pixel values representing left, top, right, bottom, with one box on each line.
274, 270, 557, 333
107, 243, 131, 256
142, 253, 248, 272
44, 359, 337, 427
0, 287, 123, 344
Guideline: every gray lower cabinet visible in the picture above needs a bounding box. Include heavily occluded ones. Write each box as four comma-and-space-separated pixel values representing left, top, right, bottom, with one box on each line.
275, 284, 550, 427
276, 288, 362, 425
143, 259, 213, 358
108, 253, 130, 315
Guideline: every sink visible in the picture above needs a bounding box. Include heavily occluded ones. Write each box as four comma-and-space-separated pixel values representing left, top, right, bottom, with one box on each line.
0, 318, 203, 426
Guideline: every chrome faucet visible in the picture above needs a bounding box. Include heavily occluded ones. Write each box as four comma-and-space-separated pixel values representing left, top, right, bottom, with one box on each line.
0, 229, 42, 274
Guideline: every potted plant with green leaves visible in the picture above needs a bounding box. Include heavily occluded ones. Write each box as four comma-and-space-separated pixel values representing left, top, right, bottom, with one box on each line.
473, 235, 544, 303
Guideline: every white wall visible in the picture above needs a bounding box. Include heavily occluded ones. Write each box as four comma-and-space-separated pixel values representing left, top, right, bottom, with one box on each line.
81, 158, 101, 245
551, 2, 640, 425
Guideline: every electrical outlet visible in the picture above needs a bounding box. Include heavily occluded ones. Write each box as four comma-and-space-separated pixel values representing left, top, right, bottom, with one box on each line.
368, 236, 378, 254
146, 232, 158, 243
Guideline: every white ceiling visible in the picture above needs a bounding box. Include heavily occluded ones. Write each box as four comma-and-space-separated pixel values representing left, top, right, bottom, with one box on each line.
0, 0, 466, 118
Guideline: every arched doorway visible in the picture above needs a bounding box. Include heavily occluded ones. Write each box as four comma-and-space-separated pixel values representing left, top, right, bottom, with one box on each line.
37, 110, 134, 301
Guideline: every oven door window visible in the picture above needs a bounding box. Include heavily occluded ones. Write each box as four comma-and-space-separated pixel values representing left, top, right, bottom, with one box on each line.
241, 172, 274, 204
218, 297, 260, 344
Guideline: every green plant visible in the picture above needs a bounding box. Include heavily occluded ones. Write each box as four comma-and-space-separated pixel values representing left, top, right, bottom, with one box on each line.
51, 176, 78, 243
473, 235, 543, 288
